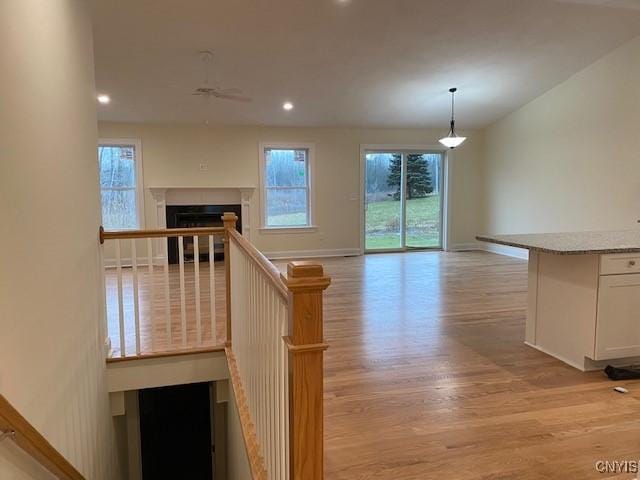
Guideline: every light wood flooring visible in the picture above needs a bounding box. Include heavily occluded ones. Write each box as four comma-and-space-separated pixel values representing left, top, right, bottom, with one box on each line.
107, 251, 640, 478
318, 251, 640, 480
104, 262, 227, 357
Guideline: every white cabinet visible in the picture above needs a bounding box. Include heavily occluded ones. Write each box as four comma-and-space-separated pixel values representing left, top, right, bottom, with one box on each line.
600, 254, 640, 275
525, 251, 640, 370
595, 273, 640, 360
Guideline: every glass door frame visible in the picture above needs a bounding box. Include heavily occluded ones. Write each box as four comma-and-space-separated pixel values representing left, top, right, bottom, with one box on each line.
360, 145, 449, 254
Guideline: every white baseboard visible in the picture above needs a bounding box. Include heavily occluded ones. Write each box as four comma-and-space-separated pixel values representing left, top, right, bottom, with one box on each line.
264, 248, 361, 260
449, 242, 484, 251
482, 242, 529, 260
107, 249, 362, 265
105, 245, 526, 264
103, 255, 166, 268
449, 242, 529, 260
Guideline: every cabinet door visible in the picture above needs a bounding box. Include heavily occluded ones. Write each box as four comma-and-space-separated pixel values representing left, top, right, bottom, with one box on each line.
596, 274, 640, 360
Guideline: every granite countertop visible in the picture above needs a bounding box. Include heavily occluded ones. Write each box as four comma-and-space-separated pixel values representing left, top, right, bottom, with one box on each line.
476, 230, 640, 255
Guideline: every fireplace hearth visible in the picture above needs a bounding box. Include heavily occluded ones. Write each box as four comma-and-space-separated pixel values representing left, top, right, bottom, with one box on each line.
166, 204, 242, 264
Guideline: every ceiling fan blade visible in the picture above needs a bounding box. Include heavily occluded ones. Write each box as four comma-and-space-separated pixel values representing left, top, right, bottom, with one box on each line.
213, 93, 253, 103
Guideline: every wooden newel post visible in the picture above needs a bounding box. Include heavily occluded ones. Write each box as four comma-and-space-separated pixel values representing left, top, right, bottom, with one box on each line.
282, 261, 331, 480
222, 212, 238, 343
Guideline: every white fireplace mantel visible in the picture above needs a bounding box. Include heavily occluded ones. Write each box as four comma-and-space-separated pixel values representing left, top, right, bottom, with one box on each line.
149, 186, 255, 240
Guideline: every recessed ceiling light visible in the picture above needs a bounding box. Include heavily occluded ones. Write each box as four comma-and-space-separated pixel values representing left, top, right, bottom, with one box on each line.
283, 102, 294, 111
97, 94, 110, 104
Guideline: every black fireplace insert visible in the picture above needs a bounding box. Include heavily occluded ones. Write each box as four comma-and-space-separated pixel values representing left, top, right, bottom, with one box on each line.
166, 204, 242, 264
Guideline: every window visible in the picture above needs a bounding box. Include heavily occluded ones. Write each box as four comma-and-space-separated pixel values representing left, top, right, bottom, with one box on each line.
98, 139, 144, 231
363, 149, 445, 251
260, 143, 315, 230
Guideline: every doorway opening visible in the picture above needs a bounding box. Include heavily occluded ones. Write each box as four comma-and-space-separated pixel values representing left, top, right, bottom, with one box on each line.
363, 149, 446, 252
139, 383, 215, 479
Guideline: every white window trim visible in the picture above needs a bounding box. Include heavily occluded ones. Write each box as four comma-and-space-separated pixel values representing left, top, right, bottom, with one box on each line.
258, 142, 317, 233
98, 138, 145, 231
358, 144, 451, 254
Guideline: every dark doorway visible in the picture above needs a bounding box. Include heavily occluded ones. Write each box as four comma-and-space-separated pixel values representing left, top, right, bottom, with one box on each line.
139, 383, 213, 479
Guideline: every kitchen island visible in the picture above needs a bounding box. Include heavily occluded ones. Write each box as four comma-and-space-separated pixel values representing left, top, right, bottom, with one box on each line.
477, 231, 640, 371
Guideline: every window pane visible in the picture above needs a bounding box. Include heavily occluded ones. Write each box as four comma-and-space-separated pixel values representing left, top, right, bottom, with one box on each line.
405, 153, 443, 248
101, 189, 138, 230
364, 153, 402, 250
265, 149, 308, 187
98, 145, 136, 188
266, 188, 308, 226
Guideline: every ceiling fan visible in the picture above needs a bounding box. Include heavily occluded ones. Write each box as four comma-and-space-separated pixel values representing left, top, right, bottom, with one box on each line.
191, 50, 251, 103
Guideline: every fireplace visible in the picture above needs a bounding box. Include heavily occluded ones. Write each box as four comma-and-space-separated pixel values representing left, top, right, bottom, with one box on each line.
166, 204, 242, 264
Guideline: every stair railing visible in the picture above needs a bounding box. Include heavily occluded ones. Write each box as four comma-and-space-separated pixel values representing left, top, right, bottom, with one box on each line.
0, 394, 85, 479
224, 214, 330, 480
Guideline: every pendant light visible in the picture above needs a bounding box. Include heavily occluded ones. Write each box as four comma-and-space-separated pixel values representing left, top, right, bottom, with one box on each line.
439, 87, 466, 149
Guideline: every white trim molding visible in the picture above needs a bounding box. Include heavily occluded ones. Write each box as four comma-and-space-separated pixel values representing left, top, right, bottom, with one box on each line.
258, 142, 316, 231
482, 242, 529, 260
449, 241, 529, 260
259, 225, 318, 234
449, 242, 484, 251
148, 186, 255, 240
263, 248, 360, 260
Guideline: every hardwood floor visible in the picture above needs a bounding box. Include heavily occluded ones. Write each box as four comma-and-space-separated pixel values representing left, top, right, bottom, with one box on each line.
107, 250, 640, 478
104, 262, 227, 357
317, 251, 640, 480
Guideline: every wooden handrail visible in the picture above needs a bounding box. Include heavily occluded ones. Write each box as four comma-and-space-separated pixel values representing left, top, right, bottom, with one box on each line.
224, 226, 330, 478
99, 226, 226, 244
0, 394, 85, 479
227, 228, 288, 300
225, 348, 268, 480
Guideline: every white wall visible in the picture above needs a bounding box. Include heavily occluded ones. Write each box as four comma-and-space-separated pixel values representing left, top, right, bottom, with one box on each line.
0, 442, 56, 480
0, 1, 119, 479
226, 387, 252, 480
98, 123, 484, 254
483, 36, 640, 235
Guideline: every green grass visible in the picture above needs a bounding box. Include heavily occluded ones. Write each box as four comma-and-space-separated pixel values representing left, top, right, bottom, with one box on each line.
365, 196, 441, 250
265, 196, 442, 250
267, 212, 307, 227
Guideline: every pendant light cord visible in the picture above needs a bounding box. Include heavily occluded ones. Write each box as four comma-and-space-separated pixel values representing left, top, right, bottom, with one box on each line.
451, 90, 455, 123
450, 89, 456, 134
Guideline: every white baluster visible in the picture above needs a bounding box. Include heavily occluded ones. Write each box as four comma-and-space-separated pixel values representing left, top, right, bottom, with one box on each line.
194, 235, 202, 345
147, 238, 155, 351
272, 290, 279, 480
115, 239, 125, 357
266, 281, 274, 478
163, 237, 172, 347
258, 268, 265, 458
261, 276, 268, 474
250, 264, 256, 425
131, 239, 141, 355
280, 296, 291, 478
225, 241, 293, 476
209, 235, 216, 343
178, 235, 187, 347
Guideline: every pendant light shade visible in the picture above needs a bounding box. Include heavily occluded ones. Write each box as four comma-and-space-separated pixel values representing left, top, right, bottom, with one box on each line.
439, 87, 466, 149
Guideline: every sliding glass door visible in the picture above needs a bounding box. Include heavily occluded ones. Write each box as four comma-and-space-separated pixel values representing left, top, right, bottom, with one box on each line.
364, 150, 444, 252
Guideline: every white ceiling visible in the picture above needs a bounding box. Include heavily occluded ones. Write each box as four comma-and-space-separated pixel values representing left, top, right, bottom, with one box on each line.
93, 0, 640, 128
